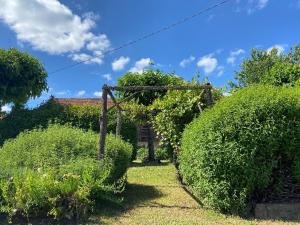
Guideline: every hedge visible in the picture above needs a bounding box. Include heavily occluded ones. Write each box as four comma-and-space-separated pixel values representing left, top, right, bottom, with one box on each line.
179, 85, 300, 215
0, 98, 138, 154
0, 124, 132, 221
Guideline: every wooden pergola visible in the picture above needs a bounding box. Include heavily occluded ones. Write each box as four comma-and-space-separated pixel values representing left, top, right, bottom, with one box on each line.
97, 84, 214, 159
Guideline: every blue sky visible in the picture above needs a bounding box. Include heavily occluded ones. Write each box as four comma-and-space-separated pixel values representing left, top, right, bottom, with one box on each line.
1, 0, 300, 111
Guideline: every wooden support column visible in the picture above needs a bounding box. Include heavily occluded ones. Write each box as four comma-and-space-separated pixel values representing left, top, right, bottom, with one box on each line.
98, 85, 108, 160
116, 109, 121, 136
205, 83, 214, 107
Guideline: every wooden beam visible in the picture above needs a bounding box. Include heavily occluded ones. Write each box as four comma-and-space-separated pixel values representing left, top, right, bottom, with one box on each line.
107, 91, 142, 112
107, 89, 123, 111
98, 85, 109, 159
109, 85, 208, 92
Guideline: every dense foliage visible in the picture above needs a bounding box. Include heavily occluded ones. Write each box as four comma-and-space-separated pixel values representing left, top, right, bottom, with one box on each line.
117, 69, 184, 161
235, 45, 300, 87
136, 147, 148, 162
152, 85, 222, 155
117, 69, 184, 106
179, 86, 300, 215
0, 48, 48, 106
0, 99, 137, 153
136, 147, 169, 162
0, 125, 132, 220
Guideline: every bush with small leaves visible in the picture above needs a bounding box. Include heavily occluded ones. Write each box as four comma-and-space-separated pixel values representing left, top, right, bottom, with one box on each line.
0, 124, 132, 221
155, 148, 170, 161
0, 99, 138, 157
180, 85, 300, 215
136, 147, 148, 162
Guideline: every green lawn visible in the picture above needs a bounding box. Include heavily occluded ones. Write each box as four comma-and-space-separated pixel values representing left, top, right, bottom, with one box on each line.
87, 161, 300, 225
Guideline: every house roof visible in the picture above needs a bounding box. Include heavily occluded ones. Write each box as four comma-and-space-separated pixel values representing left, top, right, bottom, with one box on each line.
52, 98, 114, 106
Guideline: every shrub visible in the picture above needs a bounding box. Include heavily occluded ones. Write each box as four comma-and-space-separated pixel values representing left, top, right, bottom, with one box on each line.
179, 85, 300, 215
136, 148, 148, 162
155, 148, 170, 161
0, 125, 132, 221
0, 99, 138, 156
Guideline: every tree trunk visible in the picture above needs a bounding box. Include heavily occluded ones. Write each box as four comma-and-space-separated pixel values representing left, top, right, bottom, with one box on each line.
147, 124, 155, 161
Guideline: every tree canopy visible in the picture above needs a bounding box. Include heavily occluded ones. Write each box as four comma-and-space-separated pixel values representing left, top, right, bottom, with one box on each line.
235, 45, 300, 87
0, 48, 48, 107
117, 69, 184, 106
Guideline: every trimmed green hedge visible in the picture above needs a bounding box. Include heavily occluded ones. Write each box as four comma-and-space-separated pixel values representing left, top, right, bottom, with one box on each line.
0, 99, 137, 155
179, 86, 300, 215
0, 124, 132, 220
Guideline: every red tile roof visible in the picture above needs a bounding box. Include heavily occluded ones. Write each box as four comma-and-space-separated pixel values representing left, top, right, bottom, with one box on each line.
53, 98, 114, 106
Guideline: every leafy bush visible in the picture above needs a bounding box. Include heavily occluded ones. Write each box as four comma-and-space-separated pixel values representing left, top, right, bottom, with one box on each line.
179, 86, 300, 215
152, 85, 222, 159
263, 62, 300, 86
136, 147, 170, 162
0, 124, 132, 221
0, 99, 138, 155
155, 148, 169, 161
136, 148, 148, 162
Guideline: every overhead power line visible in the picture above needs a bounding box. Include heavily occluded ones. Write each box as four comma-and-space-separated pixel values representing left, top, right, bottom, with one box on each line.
49, 0, 233, 75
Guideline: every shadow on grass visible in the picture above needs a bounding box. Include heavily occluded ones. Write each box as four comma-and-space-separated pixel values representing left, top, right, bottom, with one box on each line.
0, 184, 163, 225
92, 183, 164, 217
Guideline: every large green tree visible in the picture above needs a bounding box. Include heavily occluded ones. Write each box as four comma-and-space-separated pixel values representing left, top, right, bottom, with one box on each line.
0, 48, 48, 107
117, 69, 183, 161
235, 45, 300, 87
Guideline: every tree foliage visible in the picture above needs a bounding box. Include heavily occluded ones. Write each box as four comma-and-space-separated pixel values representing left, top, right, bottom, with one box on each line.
235, 45, 300, 87
117, 69, 184, 106
0, 48, 48, 106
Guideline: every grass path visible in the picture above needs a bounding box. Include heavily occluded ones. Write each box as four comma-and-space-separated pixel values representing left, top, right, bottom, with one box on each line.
89, 162, 300, 225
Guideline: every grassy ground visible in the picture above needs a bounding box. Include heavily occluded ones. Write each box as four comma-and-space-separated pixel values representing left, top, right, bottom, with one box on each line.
2, 162, 299, 224
88, 161, 300, 225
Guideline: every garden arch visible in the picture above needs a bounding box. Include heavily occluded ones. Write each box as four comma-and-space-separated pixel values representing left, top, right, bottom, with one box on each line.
97, 84, 214, 159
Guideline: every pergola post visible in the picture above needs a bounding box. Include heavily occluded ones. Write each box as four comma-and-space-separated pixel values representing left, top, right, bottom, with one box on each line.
98, 85, 108, 160
116, 109, 121, 136
205, 83, 214, 107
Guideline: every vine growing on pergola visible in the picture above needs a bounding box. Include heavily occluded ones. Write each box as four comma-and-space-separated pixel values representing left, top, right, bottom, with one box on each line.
97, 84, 214, 160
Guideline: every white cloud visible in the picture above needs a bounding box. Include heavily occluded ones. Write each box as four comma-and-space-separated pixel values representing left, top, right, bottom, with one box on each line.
197, 54, 218, 74
94, 91, 102, 97
267, 44, 286, 55
56, 90, 69, 96
1, 105, 12, 113
77, 90, 86, 96
217, 66, 225, 77
86, 34, 110, 52
179, 56, 195, 68
227, 49, 245, 66
236, 0, 269, 14
70, 53, 103, 65
257, 0, 269, 9
130, 58, 152, 73
0, 0, 110, 64
102, 73, 112, 81
112, 56, 130, 71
